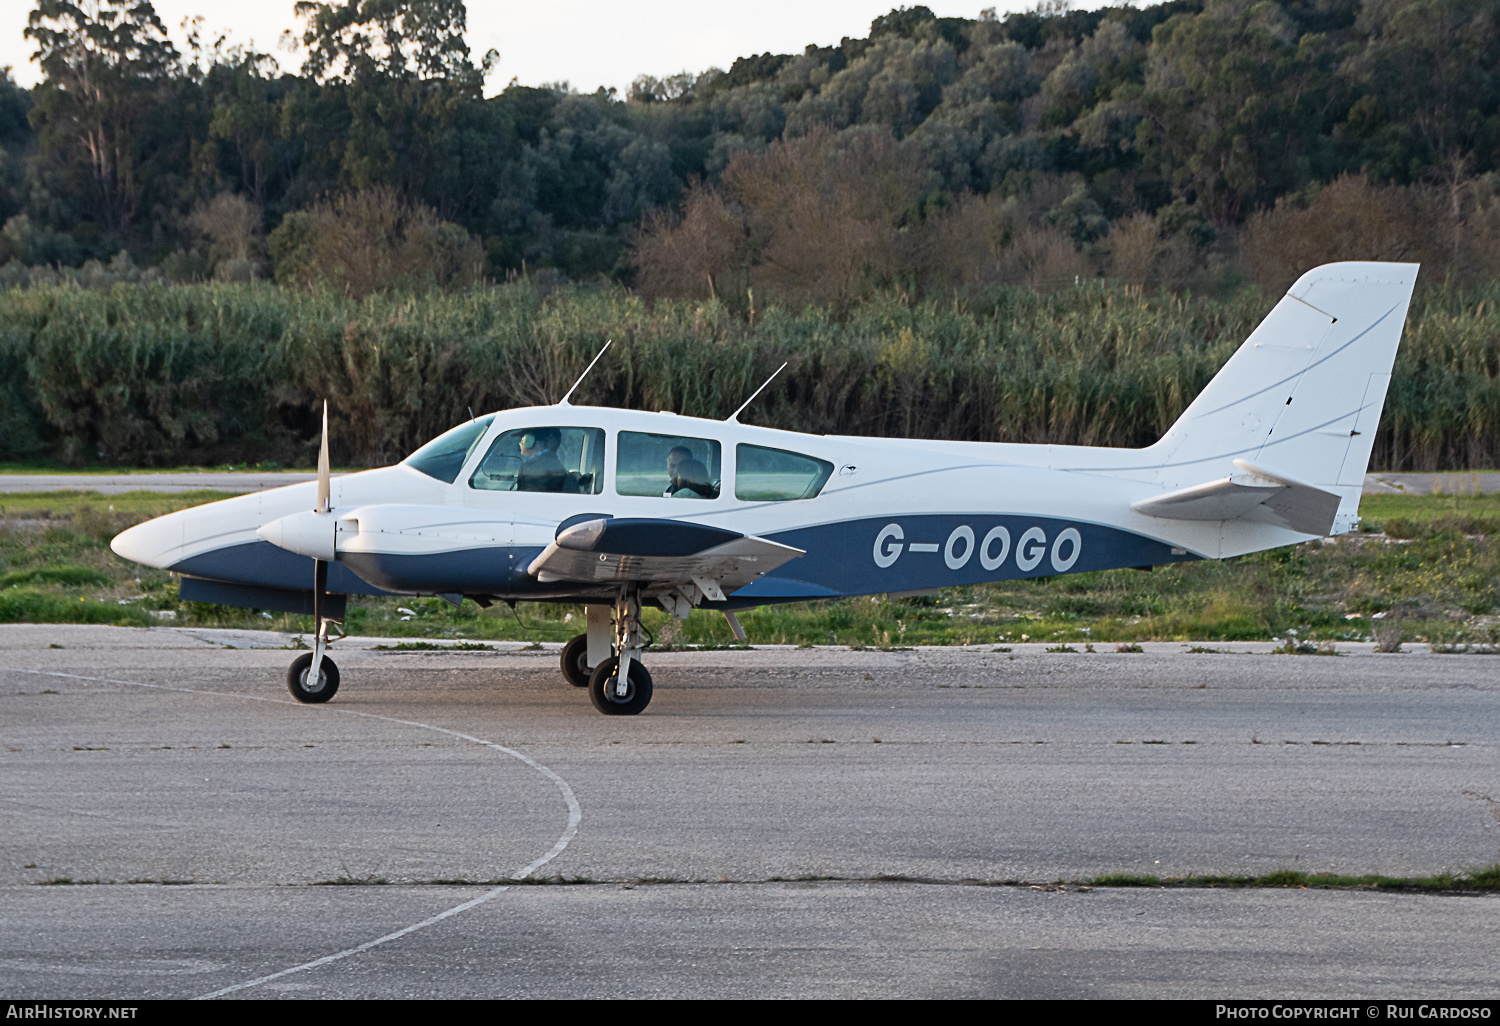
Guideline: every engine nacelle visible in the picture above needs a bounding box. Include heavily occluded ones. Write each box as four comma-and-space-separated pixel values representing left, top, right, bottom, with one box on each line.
257, 510, 339, 561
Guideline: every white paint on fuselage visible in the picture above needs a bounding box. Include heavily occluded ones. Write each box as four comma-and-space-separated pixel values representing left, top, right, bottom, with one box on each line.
112, 403, 1312, 588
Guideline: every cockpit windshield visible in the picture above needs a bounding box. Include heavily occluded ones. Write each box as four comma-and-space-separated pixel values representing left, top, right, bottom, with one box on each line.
403, 415, 496, 483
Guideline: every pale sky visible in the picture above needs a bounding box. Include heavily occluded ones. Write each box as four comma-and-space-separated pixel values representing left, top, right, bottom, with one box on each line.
1, 1, 1116, 96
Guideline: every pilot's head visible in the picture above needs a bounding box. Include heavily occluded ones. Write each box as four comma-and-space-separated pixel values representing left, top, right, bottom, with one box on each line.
519, 432, 540, 458
666, 445, 693, 481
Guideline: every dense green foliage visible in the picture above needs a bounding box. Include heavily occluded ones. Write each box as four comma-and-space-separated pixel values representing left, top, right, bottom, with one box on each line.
2, 278, 1499, 469
2, 0, 1498, 288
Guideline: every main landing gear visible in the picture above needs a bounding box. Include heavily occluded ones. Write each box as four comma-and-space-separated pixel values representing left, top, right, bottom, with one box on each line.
562, 590, 653, 715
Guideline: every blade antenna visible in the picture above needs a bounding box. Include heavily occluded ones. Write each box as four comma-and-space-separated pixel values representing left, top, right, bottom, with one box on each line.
558, 340, 612, 406
315, 400, 331, 513
727, 362, 788, 423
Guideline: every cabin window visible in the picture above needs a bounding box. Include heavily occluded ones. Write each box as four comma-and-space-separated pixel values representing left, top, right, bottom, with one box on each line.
469, 427, 605, 494
734, 444, 833, 501
616, 431, 722, 499
404, 415, 496, 484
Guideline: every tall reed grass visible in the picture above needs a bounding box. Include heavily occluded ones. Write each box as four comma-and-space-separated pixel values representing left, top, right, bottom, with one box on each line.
2, 279, 1498, 469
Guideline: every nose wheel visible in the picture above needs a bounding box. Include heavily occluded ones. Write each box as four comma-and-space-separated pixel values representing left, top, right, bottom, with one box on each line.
288, 651, 340, 702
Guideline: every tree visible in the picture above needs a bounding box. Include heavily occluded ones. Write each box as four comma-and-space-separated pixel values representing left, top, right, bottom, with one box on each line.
288, 1, 499, 209
1340, 0, 1500, 183
202, 51, 286, 207
1134, 0, 1341, 223
25, 0, 180, 237
0, 69, 33, 225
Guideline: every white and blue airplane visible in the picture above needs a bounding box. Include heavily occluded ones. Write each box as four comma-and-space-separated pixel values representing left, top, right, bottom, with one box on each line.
112, 261, 1417, 715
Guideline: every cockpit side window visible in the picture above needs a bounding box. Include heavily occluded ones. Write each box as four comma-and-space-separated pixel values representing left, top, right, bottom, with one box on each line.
735, 444, 833, 501
403, 415, 496, 483
617, 432, 722, 499
469, 427, 605, 494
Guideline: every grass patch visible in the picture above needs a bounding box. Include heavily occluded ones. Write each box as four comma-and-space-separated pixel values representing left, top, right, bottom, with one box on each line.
1430, 641, 1500, 654
1089, 865, 1500, 892
1272, 639, 1340, 655
0, 590, 153, 626
0, 565, 111, 588
0, 489, 239, 520
372, 640, 496, 651
315, 876, 391, 886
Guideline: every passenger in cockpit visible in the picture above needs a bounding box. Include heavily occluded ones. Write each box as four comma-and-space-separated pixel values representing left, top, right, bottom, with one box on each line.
669, 457, 717, 499
664, 446, 692, 495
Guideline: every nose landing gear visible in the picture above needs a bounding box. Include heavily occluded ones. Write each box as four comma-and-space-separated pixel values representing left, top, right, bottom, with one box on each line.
288, 650, 340, 702
288, 559, 343, 704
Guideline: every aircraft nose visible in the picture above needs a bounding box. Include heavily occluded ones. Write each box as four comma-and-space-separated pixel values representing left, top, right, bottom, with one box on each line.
110, 512, 185, 568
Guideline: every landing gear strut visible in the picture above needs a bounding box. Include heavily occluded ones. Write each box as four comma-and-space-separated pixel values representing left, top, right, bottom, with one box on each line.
588, 588, 652, 715
288, 558, 342, 704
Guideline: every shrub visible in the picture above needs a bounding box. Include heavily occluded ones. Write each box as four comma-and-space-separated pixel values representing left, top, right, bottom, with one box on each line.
268, 187, 483, 298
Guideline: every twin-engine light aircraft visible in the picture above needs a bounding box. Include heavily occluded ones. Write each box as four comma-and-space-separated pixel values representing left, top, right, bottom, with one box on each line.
112, 262, 1417, 715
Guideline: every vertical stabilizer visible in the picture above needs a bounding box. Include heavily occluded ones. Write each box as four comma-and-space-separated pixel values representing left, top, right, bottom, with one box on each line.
1151, 262, 1417, 508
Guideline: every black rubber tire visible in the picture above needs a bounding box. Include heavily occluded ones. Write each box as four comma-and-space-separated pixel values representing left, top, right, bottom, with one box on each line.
560, 633, 593, 688
287, 652, 340, 703
588, 656, 653, 716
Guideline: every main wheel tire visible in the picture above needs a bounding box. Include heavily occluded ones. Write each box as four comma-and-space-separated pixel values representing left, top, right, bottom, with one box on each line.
560, 633, 593, 688
587, 656, 653, 716
287, 652, 340, 703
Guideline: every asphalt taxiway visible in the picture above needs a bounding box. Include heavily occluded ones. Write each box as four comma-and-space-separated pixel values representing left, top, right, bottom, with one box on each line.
2, 626, 1498, 998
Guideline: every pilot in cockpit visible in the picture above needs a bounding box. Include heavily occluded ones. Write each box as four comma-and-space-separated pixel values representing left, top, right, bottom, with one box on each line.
517, 428, 566, 492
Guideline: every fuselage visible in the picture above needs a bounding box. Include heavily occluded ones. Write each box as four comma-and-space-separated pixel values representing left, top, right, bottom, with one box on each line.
111, 404, 1321, 609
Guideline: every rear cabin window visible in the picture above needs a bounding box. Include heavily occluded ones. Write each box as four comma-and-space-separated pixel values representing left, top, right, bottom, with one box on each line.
404, 415, 496, 483
617, 432, 722, 499
735, 444, 833, 501
469, 427, 605, 494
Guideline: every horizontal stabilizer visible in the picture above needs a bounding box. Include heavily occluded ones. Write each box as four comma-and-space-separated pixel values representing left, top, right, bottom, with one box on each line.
1131, 459, 1341, 536
527, 517, 804, 593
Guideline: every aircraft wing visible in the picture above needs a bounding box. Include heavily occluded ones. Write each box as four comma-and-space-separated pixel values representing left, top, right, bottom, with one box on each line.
1131, 459, 1341, 536
526, 517, 805, 600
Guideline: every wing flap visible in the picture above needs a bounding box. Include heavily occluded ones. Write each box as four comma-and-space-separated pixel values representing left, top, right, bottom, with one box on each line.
1132, 459, 1342, 536
527, 518, 805, 592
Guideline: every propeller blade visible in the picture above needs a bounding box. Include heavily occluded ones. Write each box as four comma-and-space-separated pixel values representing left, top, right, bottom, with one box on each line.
316, 400, 330, 514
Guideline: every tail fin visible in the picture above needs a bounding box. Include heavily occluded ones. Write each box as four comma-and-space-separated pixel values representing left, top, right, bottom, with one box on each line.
1152, 262, 1418, 498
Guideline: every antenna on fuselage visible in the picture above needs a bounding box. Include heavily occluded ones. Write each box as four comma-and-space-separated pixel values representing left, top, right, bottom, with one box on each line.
558, 340, 611, 406
727, 362, 788, 423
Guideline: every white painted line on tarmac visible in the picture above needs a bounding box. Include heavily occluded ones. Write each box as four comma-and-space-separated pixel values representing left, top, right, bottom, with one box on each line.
7, 668, 583, 999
